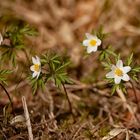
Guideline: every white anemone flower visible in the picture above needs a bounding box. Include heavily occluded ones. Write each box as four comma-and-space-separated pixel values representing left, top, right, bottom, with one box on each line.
0, 33, 3, 45
82, 33, 101, 53
30, 56, 41, 79
106, 60, 131, 84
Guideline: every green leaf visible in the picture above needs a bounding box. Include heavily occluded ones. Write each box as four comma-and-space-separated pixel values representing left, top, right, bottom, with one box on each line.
131, 73, 139, 82
132, 66, 140, 72
45, 73, 53, 82
115, 54, 121, 63
28, 75, 45, 95
126, 53, 133, 66
111, 84, 120, 95
55, 61, 70, 73
54, 77, 62, 87
0, 70, 12, 85
99, 51, 106, 61
106, 46, 117, 57
96, 25, 109, 40
102, 62, 111, 70
19, 24, 38, 36
40, 53, 71, 88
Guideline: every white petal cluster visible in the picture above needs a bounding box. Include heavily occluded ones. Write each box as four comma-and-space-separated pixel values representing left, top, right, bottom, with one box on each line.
0, 33, 3, 45
30, 56, 41, 79
106, 60, 131, 84
82, 33, 101, 53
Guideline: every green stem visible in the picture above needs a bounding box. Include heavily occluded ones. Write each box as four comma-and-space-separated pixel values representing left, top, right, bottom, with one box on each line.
62, 83, 73, 116
0, 83, 15, 115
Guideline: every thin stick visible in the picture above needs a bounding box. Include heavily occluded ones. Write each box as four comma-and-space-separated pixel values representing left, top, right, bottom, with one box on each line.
72, 123, 87, 140
46, 89, 58, 129
0, 129, 7, 140
92, 117, 108, 134
116, 88, 126, 102
62, 83, 74, 116
116, 88, 139, 123
0, 83, 15, 115
130, 80, 140, 113
22, 96, 33, 140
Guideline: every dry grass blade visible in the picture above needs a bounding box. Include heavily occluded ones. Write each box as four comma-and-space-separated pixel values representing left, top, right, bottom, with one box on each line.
10, 115, 25, 125
102, 128, 125, 140
22, 96, 33, 140
116, 88, 138, 123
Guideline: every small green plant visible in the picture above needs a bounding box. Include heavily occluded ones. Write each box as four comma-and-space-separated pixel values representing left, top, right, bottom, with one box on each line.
0, 22, 37, 115
82, 27, 140, 123
103, 53, 140, 94
0, 69, 14, 114
29, 54, 71, 93
0, 18, 139, 121
0, 23, 37, 66
29, 53, 73, 114
82, 27, 140, 94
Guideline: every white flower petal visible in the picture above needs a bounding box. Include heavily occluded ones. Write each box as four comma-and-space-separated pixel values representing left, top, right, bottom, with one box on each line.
36, 71, 41, 79
106, 71, 114, 78
116, 60, 123, 68
111, 65, 117, 71
32, 57, 37, 64
32, 72, 38, 78
85, 33, 94, 39
83, 40, 89, 46
123, 66, 131, 73
114, 76, 121, 84
91, 36, 98, 40
97, 39, 101, 46
35, 56, 41, 65
0, 33, 3, 45
87, 46, 98, 53
30, 65, 35, 71
122, 74, 130, 81
37, 68, 41, 73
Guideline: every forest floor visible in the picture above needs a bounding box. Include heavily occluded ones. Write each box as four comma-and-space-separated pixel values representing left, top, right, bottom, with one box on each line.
0, 0, 140, 139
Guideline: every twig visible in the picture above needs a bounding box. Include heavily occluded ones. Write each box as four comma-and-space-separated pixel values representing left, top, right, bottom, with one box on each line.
92, 117, 108, 134
62, 83, 74, 117
22, 96, 33, 140
116, 88, 139, 123
130, 80, 140, 113
0, 83, 15, 116
8, 80, 27, 93
0, 128, 7, 140
46, 89, 58, 129
116, 88, 126, 102
72, 123, 87, 140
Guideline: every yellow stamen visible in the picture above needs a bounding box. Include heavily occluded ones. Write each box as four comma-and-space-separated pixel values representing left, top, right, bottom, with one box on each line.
115, 68, 123, 77
34, 64, 40, 72
89, 39, 97, 46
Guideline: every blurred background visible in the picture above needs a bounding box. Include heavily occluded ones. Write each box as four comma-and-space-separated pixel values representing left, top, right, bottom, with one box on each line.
1, 0, 140, 59
0, 0, 140, 139
1, 0, 140, 81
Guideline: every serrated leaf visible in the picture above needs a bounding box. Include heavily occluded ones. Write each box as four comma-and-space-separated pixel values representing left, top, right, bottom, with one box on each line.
99, 51, 106, 61
126, 53, 133, 66
115, 54, 120, 63
132, 66, 140, 72
111, 84, 118, 95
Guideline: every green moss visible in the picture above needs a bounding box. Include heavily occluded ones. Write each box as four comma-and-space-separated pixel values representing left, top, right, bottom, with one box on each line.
84, 129, 93, 139
98, 126, 111, 137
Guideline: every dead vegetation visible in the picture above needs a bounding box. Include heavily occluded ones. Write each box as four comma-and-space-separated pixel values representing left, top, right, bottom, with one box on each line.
0, 0, 140, 139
